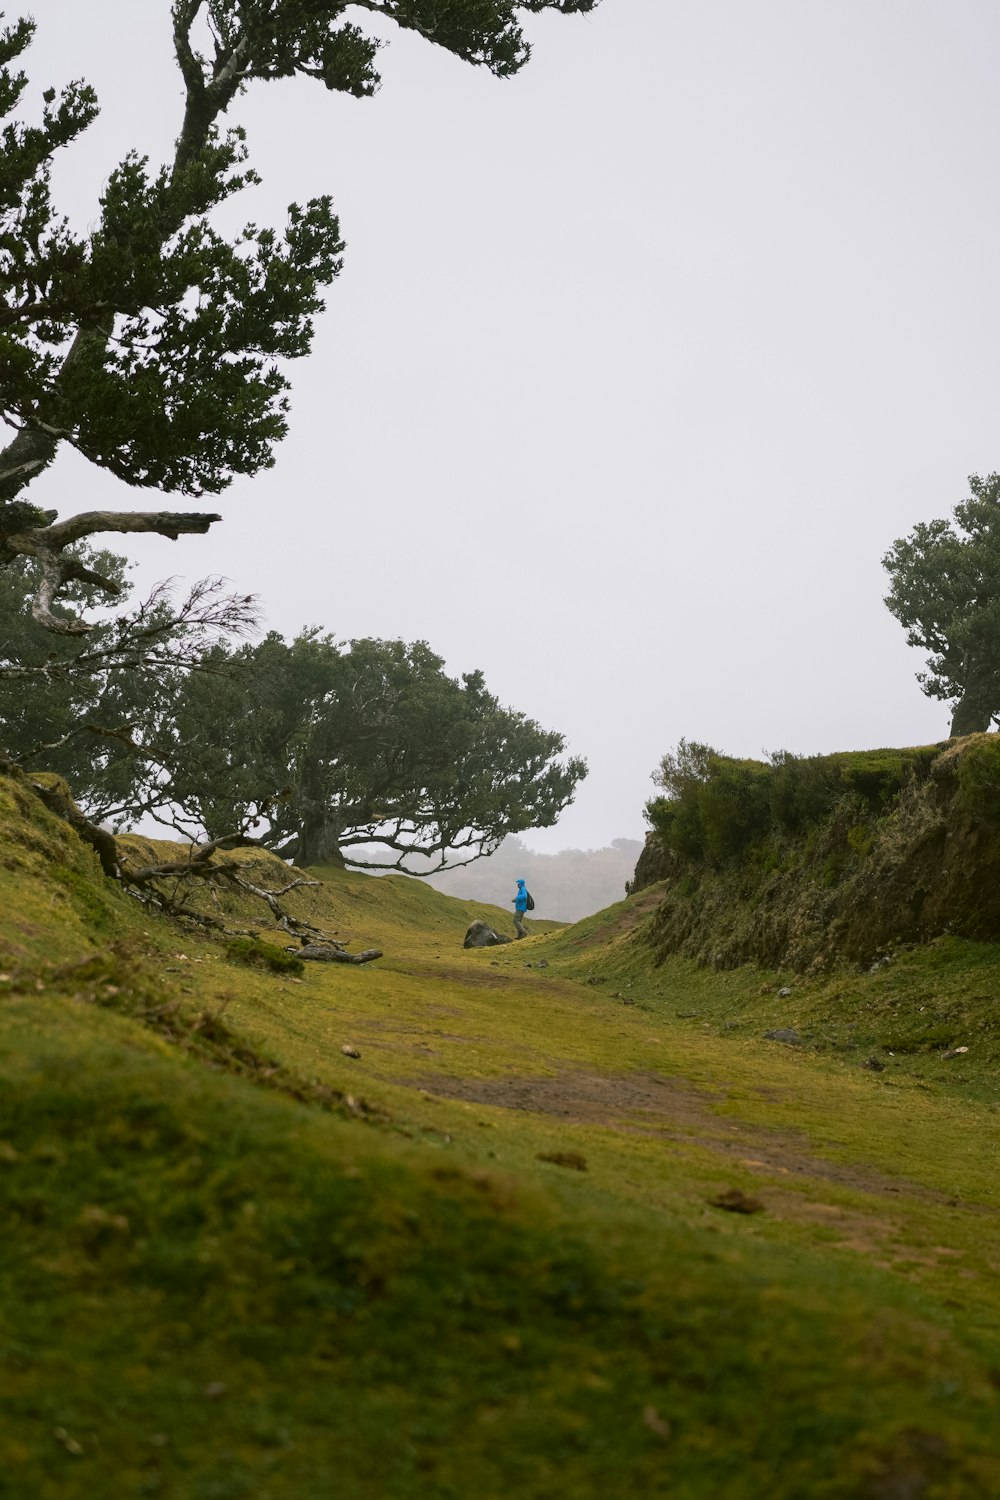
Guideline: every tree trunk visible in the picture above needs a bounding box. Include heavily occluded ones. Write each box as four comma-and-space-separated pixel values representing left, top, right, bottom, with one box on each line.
949, 693, 994, 737
294, 813, 345, 868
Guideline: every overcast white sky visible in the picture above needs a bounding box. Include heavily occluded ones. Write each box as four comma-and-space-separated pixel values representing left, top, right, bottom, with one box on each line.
22, 1, 1000, 850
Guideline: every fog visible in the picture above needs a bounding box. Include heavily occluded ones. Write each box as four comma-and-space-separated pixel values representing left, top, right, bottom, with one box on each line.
23, 1, 1000, 850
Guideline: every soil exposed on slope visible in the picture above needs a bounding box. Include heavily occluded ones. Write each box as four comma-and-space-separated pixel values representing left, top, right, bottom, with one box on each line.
406, 1067, 985, 1212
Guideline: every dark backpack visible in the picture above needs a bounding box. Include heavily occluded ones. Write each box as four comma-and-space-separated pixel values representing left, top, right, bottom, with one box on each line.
525, 890, 535, 911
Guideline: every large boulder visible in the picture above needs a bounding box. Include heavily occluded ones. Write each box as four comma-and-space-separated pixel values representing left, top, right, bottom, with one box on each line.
463, 920, 512, 949
628, 833, 676, 894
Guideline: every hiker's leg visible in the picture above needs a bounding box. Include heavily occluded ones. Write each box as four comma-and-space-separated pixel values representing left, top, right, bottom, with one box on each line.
514, 912, 525, 939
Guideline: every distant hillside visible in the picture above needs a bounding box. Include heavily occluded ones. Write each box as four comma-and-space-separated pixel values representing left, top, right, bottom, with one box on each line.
421, 834, 643, 922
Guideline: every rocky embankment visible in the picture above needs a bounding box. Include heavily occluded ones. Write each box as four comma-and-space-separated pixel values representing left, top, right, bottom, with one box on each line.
632, 736, 1000, 973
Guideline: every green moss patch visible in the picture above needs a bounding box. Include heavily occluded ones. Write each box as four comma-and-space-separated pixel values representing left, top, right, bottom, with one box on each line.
226, 935, 305, 976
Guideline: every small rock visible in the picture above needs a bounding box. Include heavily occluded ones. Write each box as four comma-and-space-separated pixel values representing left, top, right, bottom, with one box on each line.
777, 986, 793, 998
642, 1405, 671, 1438
676, 1010, 699, 1019
463, 921, 511, 949
341, 1044, 361, 1059
863, 1056, 886, 1071
764, 1027, 801, 1045
622, 996, 636, 1006
535, 960, 549, 969
943, 1045, 970, 1060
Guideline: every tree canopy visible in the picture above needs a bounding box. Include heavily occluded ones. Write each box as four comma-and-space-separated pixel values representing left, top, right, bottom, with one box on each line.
0, 543, 259, 815
1, 603, 588, 870
163, 630, 588, 870
0, 0, 599, 632
883, 473, 1000, 736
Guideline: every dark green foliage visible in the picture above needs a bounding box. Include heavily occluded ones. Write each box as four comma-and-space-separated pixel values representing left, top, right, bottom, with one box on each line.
883, 473, 1000, 735
0, 545, 258, 825
766, 750, 843, 831
954, 735, 1000, 822
164, 630, 588, 870
1, 571, 585, 860
647, 741, 946, 867
226, 935, 305, 975
1, 0, 599, 532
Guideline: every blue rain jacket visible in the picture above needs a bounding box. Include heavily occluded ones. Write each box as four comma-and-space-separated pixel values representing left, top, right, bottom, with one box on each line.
513, 880, 528, 913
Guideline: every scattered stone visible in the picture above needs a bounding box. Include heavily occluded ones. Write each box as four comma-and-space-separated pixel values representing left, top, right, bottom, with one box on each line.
536, 960, 549, 969
764, 1027, 801, 1045
863, 1056, 886, 1071
622, 997, 636, 1006
341, 1044, 361, 1059
709, 1188, 764, 1215
777, 986, 793, 998
463, 921, 511, 950
642, 1405, 671, 1438
676, 1011, 699, 1019
536, 1150, 588, 1172
943, 1045, 970, 1059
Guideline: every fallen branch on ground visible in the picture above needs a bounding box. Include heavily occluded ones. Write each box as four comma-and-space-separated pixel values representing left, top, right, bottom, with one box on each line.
296, 945, 383, 965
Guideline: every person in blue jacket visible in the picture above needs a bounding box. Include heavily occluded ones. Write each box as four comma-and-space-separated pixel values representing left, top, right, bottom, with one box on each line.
512, 878, 529, 939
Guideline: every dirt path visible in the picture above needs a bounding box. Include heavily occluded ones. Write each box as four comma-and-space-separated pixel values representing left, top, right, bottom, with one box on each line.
407, 1067, 987, 1214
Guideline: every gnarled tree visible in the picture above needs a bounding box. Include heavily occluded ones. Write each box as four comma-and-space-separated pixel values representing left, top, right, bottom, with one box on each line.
0, 1, 599, 632
157, 630, 588, 870
883, 473, 1000, 736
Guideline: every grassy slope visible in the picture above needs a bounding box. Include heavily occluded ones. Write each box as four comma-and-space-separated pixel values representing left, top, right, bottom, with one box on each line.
2, 781, 1000, 1498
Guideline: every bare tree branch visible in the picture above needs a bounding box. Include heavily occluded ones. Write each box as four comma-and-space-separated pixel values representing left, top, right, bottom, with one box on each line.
2, 511, 223, 633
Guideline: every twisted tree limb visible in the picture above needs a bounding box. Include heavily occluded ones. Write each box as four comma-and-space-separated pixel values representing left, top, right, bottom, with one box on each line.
1, 510, 222, 633
119, 831, 380, 961
23, 771, 120, 880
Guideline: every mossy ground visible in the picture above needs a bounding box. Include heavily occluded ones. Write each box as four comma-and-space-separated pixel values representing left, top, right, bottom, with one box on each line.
2, 779, 1000, 1497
